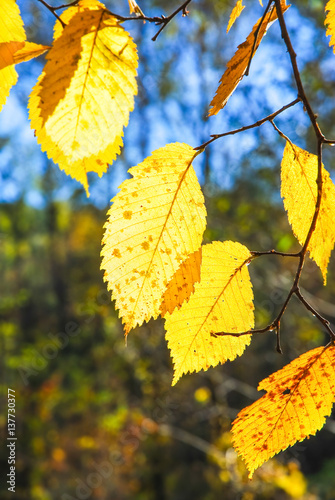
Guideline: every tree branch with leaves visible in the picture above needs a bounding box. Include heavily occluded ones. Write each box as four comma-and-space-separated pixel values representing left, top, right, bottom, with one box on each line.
2, 0, 335, 479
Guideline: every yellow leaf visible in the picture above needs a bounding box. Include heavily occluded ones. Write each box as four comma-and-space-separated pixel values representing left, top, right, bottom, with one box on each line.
209, 1, 289, 116
325, 0, 335, 53
281, 141, 335, 284
128, 0, 145, 16
101, 143, 207, 334
0, 0, 26, 111
160, 248, 202, 316
13, 42, 50, 64
0, 41, 25, 69
227, 0, 245, 34
29, 0, 138, 195
232, 345, 335, 478
165, 241, 254, 385
0, 41, 49, 70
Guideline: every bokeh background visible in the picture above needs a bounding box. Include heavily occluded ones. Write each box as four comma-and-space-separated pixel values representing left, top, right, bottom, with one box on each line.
1, 0, 335, 498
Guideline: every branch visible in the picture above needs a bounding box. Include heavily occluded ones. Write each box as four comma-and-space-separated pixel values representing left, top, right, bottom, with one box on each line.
245, 0, 274, 76
36, 0, 192, 41
295, 289, 335, 341
194, 98, 301, 150
274, 0, 324, 142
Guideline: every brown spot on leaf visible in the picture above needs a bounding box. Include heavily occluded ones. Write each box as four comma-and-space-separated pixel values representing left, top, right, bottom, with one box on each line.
113, 248, 121, 258
141, 241, 150, 250
123, 210, 132, 219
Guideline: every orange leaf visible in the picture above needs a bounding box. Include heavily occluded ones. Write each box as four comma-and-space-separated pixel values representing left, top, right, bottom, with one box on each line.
232, 345, 335, 478
209, 1, 289, 116
160, 248, 202, 316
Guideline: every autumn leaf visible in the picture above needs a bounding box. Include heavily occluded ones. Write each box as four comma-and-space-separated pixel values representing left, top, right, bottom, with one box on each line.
0, 0, 26, 111
209, 1, 289, 116
165, 241, 254, 385
281, 141, 335, 284
160, 248, 202, 316
227, 0, 245, 34
232, 345, 335, 478
128, 0, 145, 16
101, 143, 207, 334
12, 42, 49, 64
325, 0, 335, 53
29, 0, 138, 195
0, 41, 49, 71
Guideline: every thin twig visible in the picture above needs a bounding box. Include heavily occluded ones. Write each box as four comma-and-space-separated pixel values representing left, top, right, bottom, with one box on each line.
37, 0, 192, 40
274, 0, 324, 142
245, 0, 274, 76
194, 98, 300, 150
295, 289, 335, 341
36, 0, 66, 26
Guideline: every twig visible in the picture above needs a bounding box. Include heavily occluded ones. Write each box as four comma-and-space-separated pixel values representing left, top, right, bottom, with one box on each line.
194, 98, 300, 150
245, 0, 274, 76
295, 289, 335, 341
36, 0, 66, 26
37, 0, 192, 40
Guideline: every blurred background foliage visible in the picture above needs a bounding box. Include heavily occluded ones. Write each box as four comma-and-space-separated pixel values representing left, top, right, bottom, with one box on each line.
1, 0, 335, 498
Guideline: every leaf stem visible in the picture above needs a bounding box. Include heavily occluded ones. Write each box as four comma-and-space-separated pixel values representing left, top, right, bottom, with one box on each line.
195, 98, 301, 150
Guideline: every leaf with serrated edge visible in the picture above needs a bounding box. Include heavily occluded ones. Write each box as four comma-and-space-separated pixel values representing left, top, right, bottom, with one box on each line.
101, 143, 207, 334
281, 141, 335, 284
325, 0, 335, 53
232, 345, 335, 478
209, 1, 288, 116
160, 248, 202, 316
0, 0, 26, 111
227, 0, 245, 34
165, 241, 254, 385
29, 0, 138, 195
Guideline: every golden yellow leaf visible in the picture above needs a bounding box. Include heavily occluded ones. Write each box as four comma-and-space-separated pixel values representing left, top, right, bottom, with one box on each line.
160, 248, 202, 316
165, 241, 254, 385
0, 0, 26, 111
29, 0, 138, 195
101, 143, 207, 334
0, 41, 49, 70
227, 0, 245, 34
0, 41, 24, 70
232, 345, 335, 478
128, 0, 145, 16
281, 141, 335, 284
13, 42, 49, 64
209, 1, 289, 116
325, 0, 335, 53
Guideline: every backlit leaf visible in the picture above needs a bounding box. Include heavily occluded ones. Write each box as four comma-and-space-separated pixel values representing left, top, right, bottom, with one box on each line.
0, 41, 49, 70
29, 0, 138, 195
209, 1, 288, 116
0, 0, 26, 111
165, 241, 254, 385
101, 143, 207, 334
227, 0, 245, 34
160, 248, 202, 316
13, 42, 49, 64
325, 0, 335, 53
281, 141, 335, 284
128, 0, 145, 16
232, 345, 335, 478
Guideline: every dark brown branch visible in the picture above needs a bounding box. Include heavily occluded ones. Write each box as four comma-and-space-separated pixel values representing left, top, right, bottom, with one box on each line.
37, 0, 192, 40
194, 98, 300, 150
295, 289, 335, 341
245, 0, 274, 76
274, 0, 324, 142
36, 0, 66, 26
251, 249, 300, 258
